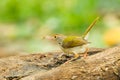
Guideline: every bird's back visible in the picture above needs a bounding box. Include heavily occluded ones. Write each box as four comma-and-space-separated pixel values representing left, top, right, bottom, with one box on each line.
62, 36, 88, 48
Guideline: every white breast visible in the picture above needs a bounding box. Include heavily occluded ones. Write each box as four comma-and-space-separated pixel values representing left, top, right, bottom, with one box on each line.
63, 45, 88, 54
70, 46, 86, 54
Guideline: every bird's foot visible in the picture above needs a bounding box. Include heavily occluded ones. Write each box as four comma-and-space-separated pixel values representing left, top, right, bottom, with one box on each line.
83, 48, 89, 58
68, 53, 80, 61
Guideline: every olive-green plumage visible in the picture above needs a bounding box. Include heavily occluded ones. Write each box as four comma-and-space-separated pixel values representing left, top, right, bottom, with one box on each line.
53, 17, 99, 49
62, 36, 88, 48
52, 17, 99, 59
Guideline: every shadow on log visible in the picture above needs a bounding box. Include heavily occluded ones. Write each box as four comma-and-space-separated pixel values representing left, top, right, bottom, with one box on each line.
0, 47, 120, 80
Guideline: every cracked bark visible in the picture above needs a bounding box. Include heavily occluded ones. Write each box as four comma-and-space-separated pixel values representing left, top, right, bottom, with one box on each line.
0, 47, 120, 80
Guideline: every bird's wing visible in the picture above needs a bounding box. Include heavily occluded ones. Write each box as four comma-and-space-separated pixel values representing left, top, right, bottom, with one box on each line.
62, 36, 88, 48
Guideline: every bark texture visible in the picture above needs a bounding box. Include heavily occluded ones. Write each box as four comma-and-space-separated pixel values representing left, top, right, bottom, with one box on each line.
0, 47, 120, 80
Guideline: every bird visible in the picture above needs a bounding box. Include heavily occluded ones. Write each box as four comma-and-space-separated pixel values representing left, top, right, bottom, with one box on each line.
53, 17, 99, 59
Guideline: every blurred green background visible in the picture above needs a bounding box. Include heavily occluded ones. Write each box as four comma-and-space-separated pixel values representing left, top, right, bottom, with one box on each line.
0, 0, 120, 56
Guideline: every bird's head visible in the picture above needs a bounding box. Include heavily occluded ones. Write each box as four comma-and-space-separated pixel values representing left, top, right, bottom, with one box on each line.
43, 34, 66, 45
53, 34, 66, 45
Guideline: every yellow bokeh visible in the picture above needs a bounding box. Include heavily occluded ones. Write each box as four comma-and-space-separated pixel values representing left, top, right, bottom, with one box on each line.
104, 27, 120, 46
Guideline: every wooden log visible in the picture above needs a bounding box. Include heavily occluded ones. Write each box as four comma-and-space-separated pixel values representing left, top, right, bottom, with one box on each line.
0, 47, 120, 80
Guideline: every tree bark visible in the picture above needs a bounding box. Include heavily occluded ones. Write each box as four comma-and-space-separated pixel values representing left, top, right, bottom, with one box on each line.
0, 47, 120, 80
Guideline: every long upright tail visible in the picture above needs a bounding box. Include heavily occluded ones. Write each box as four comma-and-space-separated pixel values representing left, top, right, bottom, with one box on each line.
82, 17, 99, 38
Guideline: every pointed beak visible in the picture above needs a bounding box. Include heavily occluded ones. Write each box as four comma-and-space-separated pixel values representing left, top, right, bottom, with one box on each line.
42, 35, 55, 40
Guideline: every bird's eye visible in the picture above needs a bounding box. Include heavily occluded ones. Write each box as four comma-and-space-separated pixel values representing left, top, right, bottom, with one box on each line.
54, 35, 57, 38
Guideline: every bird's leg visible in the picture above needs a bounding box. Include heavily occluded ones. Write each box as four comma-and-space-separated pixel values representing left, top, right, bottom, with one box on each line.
58, 48, 67, 58
58, 52, 66, 59
83, 48, 88, 58
68, 53, 80, 61
65, 48, 89, 62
